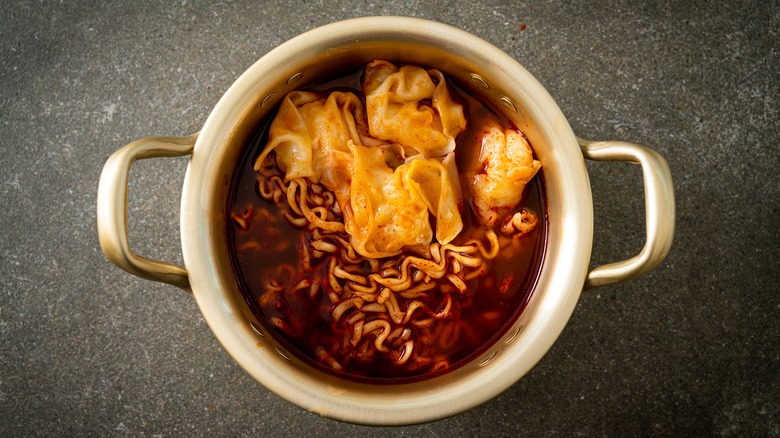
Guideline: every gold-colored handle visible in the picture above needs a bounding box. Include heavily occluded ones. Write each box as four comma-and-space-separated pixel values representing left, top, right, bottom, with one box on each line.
97, 133, 198, 291
578, 137, 675, 290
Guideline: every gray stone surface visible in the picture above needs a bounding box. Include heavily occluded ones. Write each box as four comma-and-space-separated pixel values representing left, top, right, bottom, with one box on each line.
1, 0, 778, 436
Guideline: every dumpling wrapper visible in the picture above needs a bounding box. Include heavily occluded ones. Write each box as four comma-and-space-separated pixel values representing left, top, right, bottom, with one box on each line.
346, 141, 431, 258
397, 156, 463, 245
471, 122, 542, 226
344, 138, 464, 258
254, 90, 364, 207
363, 60, 467, 158
254, 91, 321, 180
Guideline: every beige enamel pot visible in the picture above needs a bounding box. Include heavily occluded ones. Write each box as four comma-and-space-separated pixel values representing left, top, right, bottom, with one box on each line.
97, 17, 674, 425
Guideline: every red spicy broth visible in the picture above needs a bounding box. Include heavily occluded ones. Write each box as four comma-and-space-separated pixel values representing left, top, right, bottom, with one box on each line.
226, 67, 547, 383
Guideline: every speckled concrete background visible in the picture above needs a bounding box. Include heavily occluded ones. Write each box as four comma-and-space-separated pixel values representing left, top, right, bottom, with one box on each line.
1, 1, 778, 436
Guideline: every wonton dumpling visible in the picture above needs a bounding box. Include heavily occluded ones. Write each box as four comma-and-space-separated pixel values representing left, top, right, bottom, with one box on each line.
429, 70, 468, 144
301, 92, 364, 206
397, 156, 463, 245
363, 60, 467, 158
254, 91, 321, 180
345, 144, 464, 258
254, 91, 365, 205
346, 141, 432, 258
254, 91, 364, 181
471, 122, 542, 226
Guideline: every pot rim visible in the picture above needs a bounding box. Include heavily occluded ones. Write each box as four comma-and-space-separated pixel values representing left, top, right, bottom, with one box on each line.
180, 16, 592, 425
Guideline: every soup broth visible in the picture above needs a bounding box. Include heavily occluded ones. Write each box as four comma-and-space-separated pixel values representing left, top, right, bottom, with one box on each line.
227, 63, 547, 383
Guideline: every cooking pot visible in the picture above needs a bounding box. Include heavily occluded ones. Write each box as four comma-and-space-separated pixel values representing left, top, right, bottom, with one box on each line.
97, 17, 674, 425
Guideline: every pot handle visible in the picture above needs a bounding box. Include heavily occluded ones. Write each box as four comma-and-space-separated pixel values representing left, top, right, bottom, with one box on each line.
578, 137, 675, 290
97, 133, 198, 292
